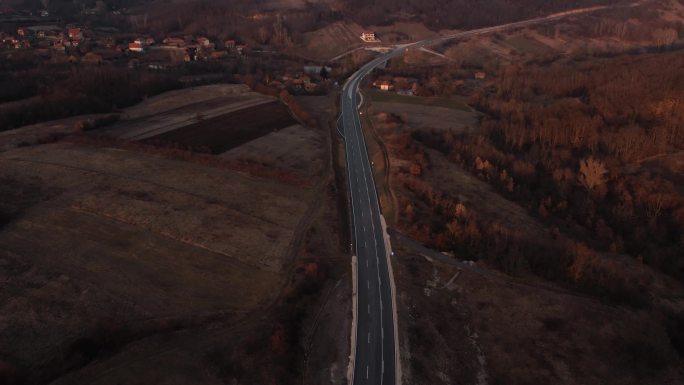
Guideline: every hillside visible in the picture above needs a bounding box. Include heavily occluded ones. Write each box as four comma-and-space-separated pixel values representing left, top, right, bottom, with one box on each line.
0, 85, 350, 385
358, 1, 684, 384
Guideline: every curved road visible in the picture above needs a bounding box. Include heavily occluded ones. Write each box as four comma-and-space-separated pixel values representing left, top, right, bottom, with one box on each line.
342, 48, 403, 385
340, 4, 639, 385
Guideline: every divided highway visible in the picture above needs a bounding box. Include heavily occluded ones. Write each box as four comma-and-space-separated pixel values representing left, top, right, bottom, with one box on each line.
342, 49, 403, 385
340, 4, 636, 385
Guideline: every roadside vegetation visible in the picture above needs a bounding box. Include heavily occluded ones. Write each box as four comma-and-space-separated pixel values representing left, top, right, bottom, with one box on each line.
365, 4, 684, 383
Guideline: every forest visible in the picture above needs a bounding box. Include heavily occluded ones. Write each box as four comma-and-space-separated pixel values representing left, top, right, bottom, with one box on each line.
470, 51, 684, 280
384, 49, 684, 305
0, 53, 251, 130
340, 0, 616, 29
0, 65, 182, 130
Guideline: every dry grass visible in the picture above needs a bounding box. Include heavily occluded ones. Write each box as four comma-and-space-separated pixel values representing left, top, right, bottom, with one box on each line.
392, 233, 684, 385
121, 84, 256, 120
0, 89, 353, 385
370, 101, 479, 133
0, 114, 108, 152
0, 143, 309, 271
300, 22, 366, 60
0, 141, 314, 383
221, 124, 325, 177
102, 96, 274, 141
367, 90, 471, 111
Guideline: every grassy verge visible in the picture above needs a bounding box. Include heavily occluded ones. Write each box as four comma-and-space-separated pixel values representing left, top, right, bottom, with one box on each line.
359, 92, 397, 225
367, 89, 471, 111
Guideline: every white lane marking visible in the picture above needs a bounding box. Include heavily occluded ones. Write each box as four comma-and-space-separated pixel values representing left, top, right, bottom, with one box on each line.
382, 360, 384, 373
367, 280, 369, 289
366, 365, 369, 379
381, 327, 384, 339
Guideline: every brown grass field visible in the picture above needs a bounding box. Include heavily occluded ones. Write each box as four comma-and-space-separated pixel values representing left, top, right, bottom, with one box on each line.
0, 141, 311, 383
0, 86, 353, 385
392, 233, 684, 385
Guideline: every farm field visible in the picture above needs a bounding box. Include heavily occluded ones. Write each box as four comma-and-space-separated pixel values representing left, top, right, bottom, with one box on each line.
99, 84, 276, 141
392, 231, 684, 385
0, 86, 353, 385
221, 123, 325, 177
145, 101, 296, 154
0, 141, 312, 384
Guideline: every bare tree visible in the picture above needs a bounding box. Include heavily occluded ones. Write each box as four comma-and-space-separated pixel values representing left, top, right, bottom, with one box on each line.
578, 156, 607, 191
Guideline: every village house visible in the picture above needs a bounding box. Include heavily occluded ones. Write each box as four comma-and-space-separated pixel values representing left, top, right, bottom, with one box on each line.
360, 32, 379, 42
1, 36, 18, 46
68, 27, 81, 40
224, 39, 236, 49
196, 36, 211, 47
474, 71, 486, 80
374, 80, 393, 91
128, 42, 144, 52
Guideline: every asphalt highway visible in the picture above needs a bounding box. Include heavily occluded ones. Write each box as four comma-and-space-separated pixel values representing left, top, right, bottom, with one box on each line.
342, 48, 403, 385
